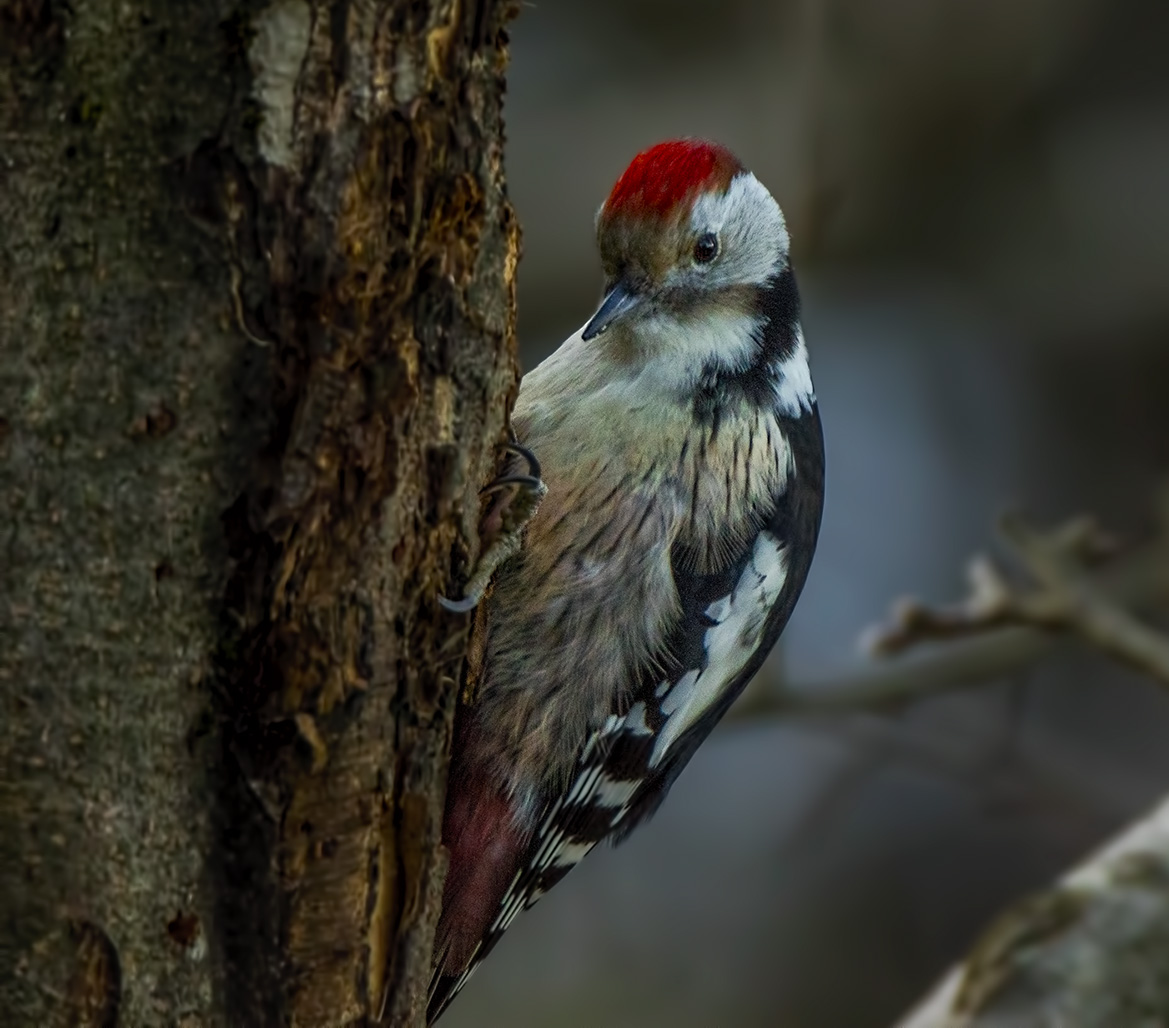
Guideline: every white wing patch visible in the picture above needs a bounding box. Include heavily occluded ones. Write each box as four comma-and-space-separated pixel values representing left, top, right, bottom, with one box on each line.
591, 773, 641, 810
551, 839, 595, 869
623, 700, 654, 736
688, 171, 790, 295
652, 532, 788, 767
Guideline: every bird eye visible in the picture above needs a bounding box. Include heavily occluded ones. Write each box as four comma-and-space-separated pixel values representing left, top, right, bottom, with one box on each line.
693, 232, 719, 264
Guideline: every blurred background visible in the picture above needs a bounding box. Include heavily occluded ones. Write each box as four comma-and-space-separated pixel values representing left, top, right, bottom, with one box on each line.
447, 1, 1169, 1025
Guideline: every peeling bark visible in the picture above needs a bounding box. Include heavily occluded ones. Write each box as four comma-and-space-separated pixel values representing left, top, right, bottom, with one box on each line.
1, 1, 519, 1025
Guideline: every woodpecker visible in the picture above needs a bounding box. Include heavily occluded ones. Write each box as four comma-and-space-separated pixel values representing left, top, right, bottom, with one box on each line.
430, 139, 824, 1022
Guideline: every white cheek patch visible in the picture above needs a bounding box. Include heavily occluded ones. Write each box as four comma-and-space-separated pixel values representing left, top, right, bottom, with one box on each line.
651, 532, 789, 767
618, 306, 762, 391
689, 172, 790, 292
773, 324, 816, 417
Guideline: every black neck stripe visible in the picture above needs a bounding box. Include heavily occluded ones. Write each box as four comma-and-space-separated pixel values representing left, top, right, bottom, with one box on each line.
692, 265, 801, 423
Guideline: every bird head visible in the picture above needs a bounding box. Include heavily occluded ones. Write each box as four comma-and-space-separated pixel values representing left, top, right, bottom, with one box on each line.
583, 139, 792, 376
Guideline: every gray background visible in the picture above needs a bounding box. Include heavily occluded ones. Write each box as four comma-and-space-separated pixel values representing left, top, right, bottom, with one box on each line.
446, 2, 1169, 1025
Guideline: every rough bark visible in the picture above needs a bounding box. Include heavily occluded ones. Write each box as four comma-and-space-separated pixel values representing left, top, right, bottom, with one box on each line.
0, 1, 519, 1025
897, 793, 1169, 1028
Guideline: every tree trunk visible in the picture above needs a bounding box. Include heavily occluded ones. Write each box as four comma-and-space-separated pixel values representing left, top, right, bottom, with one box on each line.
0, 1, 519, 1025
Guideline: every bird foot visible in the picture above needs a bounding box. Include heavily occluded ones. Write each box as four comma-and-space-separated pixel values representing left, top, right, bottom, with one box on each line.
440, 442, 547, 613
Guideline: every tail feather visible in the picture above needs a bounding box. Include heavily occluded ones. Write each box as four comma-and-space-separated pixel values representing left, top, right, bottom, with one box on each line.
427, 937, 469, 1026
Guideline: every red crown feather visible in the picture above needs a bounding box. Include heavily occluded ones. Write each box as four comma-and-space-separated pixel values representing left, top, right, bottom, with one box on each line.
602, 139, 742, 221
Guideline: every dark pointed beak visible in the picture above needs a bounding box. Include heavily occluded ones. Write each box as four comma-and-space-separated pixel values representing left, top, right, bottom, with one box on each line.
581, 279, 642, 340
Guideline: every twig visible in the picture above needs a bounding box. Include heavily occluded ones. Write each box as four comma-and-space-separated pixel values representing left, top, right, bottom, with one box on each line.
865, 509, 1169, 687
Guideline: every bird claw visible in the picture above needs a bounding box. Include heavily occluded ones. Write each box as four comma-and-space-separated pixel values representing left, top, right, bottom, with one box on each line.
438, 593, 485, 614
440, 442, 547, 613
480, 474, 544, 497
502, 441, 541, 480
